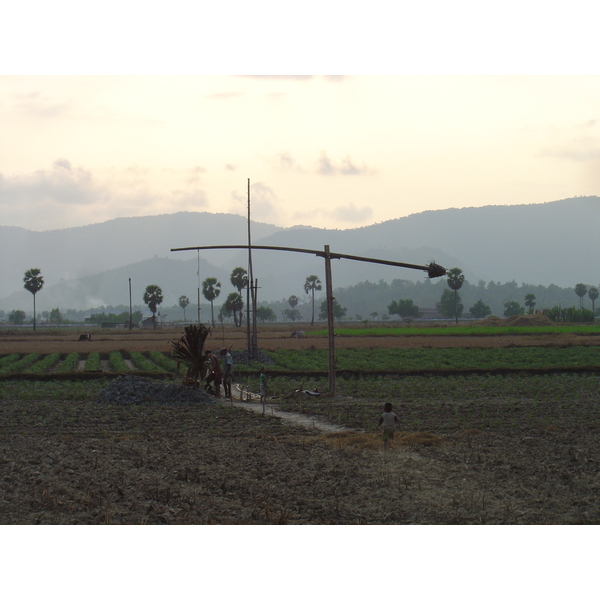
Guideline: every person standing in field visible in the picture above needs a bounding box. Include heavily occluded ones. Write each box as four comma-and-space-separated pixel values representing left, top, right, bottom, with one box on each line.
259, 367, 268, 403
376, 402, 400, 451
204, 350, 223, 397
220, 347, 233, 399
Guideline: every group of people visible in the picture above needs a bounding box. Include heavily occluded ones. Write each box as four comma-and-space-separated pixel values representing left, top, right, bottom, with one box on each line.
204, 347, 398, 451
204, 348, 234, 398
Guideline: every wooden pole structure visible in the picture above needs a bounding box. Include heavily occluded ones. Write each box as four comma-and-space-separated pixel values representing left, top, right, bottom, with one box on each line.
171, 244, 446, 397
323, 245, 336, 396
128, 278, 133, 330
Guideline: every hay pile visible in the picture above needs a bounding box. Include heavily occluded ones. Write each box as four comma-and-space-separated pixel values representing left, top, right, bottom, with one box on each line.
478, 314, 554, 327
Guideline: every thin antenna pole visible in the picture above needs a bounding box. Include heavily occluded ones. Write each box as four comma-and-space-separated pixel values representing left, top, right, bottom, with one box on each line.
129, 278, 133, 330
197, 249, 201, 324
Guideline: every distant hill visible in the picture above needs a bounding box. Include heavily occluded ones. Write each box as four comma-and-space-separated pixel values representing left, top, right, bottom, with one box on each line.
1, 197, 598, 312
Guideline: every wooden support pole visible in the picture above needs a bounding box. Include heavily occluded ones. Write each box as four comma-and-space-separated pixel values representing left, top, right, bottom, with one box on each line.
324, 244, 336, 397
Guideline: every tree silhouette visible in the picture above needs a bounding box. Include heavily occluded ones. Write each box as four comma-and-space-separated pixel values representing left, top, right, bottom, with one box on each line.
446, 268, 465, 324
202, 277, 221, 327
23, 268, 44, 331
223, 292, 244, 327
524, 293, 536, 314
303, 275, 322, 326
230, 267, 248, 293
178, 295, 190, 321
143, 284, 163, 328
588, 287, 599, 314
469, 299, 491, 319
575, 283, 587, 309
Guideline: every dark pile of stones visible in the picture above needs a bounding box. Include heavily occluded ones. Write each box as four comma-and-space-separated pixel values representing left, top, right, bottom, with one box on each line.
96, 375, 216, 406
230, 349, 275, 365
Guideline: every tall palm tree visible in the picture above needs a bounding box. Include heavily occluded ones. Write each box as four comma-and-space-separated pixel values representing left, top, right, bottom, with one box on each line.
588, 287, 599, 314
23, 268, 44, 331
224, 292, 244, 327
575, 283, 587, 309
202, 277, 221, 327
178, 295, 190, 321
304, 275, 322, 326
446, 268, 465, 324
143, 284, 163, 329
230, 267, 248, 294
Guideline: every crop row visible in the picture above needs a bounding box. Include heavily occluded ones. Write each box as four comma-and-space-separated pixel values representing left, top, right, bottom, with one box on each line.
1, 346, 600, 377
0, 352, 180, 376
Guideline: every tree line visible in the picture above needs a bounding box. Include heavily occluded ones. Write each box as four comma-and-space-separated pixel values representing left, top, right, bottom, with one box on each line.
4, 266, 598, 327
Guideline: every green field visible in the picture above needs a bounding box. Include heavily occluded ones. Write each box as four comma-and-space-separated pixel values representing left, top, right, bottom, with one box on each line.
1, 346, 600, 378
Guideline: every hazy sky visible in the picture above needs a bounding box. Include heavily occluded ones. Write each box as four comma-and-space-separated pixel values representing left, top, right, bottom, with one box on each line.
2, 4, 599, 233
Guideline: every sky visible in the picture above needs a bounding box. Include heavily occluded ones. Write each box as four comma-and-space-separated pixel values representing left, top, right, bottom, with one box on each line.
1, 3, 599, 233
3, 74, 600, 232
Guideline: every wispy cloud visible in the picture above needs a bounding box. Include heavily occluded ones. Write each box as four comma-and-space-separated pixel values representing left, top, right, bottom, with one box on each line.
316, 152, 375, 176
0, 161, 209, 230
293, 202, 373, 225
229, 181, 283, 222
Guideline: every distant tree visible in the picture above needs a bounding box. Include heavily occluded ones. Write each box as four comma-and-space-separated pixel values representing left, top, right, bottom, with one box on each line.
288, 295, 299, 310
524, 293, 536, 314
589, 287, 599, 314
256, 306, 276, 322
318, 299, 347, 321
202, 277, 222, 327
8, 309, 26, 325
575, 283, 587, 309
178, 295, 190, 321
49, 307, 62, 324
143, 284, 163, 328
370, 312, 379, 320
446, 268, 465, 324
223, 292, 244, 327
304, 275, 322, 326
23, 268, 44, 331
469, 299, 491, 319
283, 308, 301, 321
439, 288, 463, 320
503, 301, 524, 317
230, 267, 248, 294
388, 299, 420, 319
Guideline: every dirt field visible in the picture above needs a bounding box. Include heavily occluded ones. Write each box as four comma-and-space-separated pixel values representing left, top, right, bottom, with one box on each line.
1, 324, 599, 525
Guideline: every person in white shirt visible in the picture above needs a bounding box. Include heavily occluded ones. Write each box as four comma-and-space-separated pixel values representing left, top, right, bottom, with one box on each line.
376, 402, 400, 451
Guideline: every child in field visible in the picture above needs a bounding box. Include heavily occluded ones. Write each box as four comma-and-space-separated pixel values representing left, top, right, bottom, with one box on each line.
376, 402, 400, 451
259, 367, 268, 403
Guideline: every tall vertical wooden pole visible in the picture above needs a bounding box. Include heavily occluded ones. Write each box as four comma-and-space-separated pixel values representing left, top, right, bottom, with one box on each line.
246, 179, 252, 358
197, 249, 201, 324
129, 278, 133, 330
324, 245, 336, 396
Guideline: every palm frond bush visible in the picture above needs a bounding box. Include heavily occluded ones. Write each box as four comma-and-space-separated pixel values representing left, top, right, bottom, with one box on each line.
170, 324, 211, 382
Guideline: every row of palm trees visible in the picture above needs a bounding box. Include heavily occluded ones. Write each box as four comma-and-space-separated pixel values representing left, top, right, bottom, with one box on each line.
179, 270, 324, 327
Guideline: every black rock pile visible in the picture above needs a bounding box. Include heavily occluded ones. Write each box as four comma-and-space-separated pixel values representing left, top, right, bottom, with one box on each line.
96, 375, 216, 406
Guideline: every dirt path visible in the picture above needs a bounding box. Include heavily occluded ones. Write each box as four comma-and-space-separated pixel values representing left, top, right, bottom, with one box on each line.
227, 385, 353, 433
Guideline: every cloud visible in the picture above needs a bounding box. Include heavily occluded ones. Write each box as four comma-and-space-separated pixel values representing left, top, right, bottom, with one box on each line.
12, 90, 71, 118
225, 164, 237, 171
316, 152, 375, 175
292, 202, 373, 225
540, 136, 600, 162
0, 160, 210, 230
229, 181, 283, 222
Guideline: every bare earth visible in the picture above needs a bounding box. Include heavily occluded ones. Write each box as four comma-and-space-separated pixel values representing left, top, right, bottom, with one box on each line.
0, 325, 599, 524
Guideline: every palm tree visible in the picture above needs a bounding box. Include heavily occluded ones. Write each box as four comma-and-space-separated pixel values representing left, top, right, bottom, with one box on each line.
575, 283, 587, 309
230, 267, 248, 294
23, 268, 44, 331
202, 277, 221, 327
446, 268, 465, 324
143, 284, 163, 328
304, 275, 322, 326
178, 295, 190, 321
588, 287, 599, 314
223, 292, 244, 327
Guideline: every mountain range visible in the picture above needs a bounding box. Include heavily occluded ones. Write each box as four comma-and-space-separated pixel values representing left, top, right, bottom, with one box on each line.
1, 196, 598, 312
